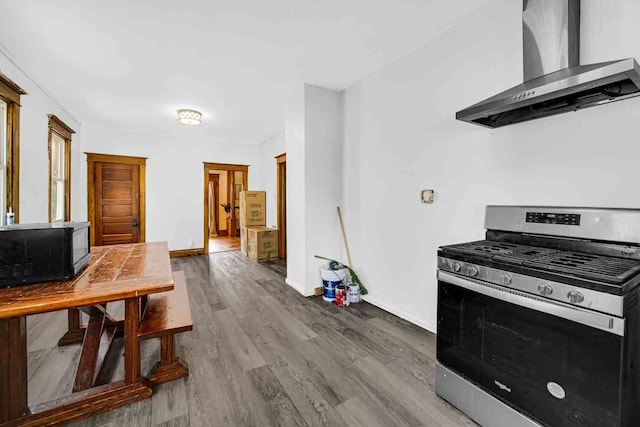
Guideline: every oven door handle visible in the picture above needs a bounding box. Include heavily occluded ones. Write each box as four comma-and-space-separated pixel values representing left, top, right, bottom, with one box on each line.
438, 270, 625, 336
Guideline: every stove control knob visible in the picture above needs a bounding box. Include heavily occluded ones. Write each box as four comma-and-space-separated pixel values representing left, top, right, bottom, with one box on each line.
468, 266, 479, 277
567, 290, 584, 304
538, 284, 553, 296
452, 262, 462, 273
500, 274, 512, 286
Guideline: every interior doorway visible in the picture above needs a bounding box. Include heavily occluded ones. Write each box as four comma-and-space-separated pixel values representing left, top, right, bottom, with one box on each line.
276, 153, 286, 259
203, 162, 248, 254
86, 153, 146, 246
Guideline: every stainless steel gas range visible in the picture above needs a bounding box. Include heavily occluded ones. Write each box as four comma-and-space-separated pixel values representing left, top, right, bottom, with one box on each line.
435, 206, 640, 427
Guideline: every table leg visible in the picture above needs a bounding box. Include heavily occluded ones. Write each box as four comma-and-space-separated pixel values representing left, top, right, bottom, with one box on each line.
124, 298, 141, 384
58, 308, 86, 346
0, 317, 30, 423
68, 307, 82, 331
5, 301, 152, 425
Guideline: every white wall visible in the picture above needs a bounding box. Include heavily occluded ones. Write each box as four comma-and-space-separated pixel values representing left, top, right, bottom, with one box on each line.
252, 131, 285, 228
0, 49, 84, 224
342, 0, 640, 332
304, 85, 344, 292
82, 126, 257, 250
285, 84, 343, 295
285, 85, 307, 293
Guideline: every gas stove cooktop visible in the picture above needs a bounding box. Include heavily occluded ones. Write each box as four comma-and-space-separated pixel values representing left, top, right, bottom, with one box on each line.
437, 207, 640, 316
440, 240, 640, 288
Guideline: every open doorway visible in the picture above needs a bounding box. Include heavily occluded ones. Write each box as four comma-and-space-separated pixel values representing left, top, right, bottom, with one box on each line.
203, 162, 248, 254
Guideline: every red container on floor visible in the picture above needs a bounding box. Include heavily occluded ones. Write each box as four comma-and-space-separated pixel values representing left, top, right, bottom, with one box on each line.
335, 284, 346, 307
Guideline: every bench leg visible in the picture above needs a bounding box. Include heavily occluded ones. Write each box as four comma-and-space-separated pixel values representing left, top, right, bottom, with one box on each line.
147, 335, 189, 386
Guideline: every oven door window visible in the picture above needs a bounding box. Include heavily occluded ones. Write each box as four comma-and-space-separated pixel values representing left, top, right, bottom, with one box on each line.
437, 280, 623, 427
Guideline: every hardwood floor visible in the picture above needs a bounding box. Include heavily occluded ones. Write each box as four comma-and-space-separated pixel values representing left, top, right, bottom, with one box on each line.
23, 252, 475, 426
209, 235, 241, 253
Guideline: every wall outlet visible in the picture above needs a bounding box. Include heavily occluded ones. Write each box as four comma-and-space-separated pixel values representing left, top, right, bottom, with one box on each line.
189, 238, 194, 248
421, 189, 435, 204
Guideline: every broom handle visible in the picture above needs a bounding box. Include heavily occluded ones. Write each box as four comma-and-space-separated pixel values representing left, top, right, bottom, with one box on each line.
337, 206, 353, 267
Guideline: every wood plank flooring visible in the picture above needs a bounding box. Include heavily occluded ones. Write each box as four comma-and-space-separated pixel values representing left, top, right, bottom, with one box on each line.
209, 236, 241, 253
22, 251, 476, 426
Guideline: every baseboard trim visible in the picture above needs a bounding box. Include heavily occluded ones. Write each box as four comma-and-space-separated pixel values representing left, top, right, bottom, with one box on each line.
362, 294, 436, 333
285, 278, 313, 297
169, 248, 205, 258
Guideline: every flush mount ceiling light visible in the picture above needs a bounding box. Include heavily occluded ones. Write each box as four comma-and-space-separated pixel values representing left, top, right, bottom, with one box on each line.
177, 109, 202, 125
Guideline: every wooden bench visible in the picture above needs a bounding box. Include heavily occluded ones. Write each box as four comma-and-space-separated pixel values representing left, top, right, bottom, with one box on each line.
138, 270, 193, 386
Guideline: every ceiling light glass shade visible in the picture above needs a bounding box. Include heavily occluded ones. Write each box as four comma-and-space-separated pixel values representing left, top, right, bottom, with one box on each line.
177, 109, 202, 125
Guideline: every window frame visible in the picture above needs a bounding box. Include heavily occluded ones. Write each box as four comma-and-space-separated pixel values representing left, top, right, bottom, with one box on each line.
0, 71, 26, 224
48, 115, 74, 222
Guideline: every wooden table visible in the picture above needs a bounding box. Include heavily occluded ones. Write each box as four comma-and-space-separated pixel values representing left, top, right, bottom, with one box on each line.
0, 242, 174, 426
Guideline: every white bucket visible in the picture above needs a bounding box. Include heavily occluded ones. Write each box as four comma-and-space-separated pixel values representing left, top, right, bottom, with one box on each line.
347, 283, 361, 304
320, 265, 347, 302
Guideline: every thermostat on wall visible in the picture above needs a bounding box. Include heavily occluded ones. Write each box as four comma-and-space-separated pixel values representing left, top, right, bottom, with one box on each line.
421, 189, 435, 204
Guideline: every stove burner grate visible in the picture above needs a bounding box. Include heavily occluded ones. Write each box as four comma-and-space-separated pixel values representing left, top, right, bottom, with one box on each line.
441, 240, 640, 285
446, 241, 523, 256
525, 252, 640, 284
443, 241, 558, 261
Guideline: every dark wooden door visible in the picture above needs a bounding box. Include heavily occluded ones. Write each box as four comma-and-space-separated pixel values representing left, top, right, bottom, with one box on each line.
94, 162, 140, 245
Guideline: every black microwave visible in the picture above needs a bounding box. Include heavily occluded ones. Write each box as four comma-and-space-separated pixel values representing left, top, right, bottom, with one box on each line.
0, 222, 91, 288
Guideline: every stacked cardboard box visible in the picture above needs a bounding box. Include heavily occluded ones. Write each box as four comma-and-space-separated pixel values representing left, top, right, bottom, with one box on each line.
246, 226, 279, 262
240, 225, 249, 255
239, 191, 266, 256
239, 191, 266, 227
239, 191, 278, 261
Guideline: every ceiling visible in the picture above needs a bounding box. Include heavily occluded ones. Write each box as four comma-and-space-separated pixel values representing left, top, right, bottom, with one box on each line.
0, 0, 489, 145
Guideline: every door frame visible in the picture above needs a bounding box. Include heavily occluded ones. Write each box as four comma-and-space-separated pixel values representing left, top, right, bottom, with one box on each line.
275, 153, 286, 259
86, 153, 147, 246
203, 162, 249, 254
209, 174, 220, 236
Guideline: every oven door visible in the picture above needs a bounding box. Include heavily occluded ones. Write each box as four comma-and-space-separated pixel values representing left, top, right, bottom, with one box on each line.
437, 270, 625, 427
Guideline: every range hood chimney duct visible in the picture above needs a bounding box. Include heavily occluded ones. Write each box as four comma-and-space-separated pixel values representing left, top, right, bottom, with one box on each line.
522, 0, 579, 81
456, 0, 640, 128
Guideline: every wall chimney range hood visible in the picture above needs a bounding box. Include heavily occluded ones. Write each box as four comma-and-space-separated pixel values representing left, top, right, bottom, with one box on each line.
456, 0, 640, 128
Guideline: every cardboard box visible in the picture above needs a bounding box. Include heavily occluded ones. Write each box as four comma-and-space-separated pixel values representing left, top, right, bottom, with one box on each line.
247, 226, 279, 262
240, 226, 249, 256
239, 191, 266, 227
